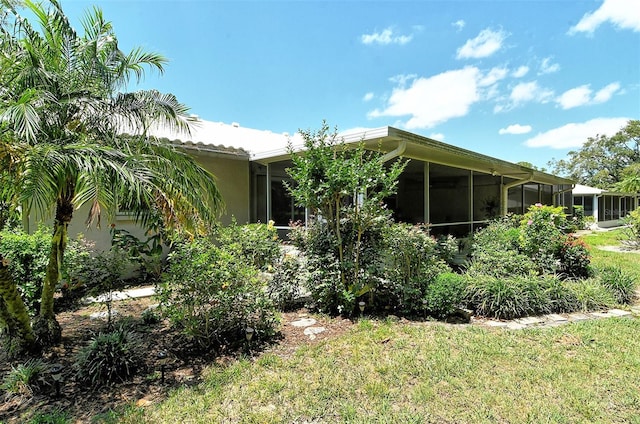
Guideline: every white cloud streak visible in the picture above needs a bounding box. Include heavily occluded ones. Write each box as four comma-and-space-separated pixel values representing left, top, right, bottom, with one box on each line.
512, 66, 529, 78
569, 0, 640, 34
361, 28, 413, 45
456, 28, 508, 59
499, 124, 532, 135
556, 82, 621, 109
524, 117, 630, 149
362, 92, 374, 102
452, 20, 465, 31
368, 67, 481, 129
539, 57, 560, 74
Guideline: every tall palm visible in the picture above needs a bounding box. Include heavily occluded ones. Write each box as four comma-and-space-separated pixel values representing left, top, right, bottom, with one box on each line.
0, 0, 223, 345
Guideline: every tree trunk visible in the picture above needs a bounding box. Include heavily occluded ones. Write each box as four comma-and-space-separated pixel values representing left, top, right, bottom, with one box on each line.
33, 199, 72, 345
0, 254, 36, 356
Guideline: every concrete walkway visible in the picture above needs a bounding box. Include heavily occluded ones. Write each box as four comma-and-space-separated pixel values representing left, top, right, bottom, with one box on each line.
83, 285, 156, 304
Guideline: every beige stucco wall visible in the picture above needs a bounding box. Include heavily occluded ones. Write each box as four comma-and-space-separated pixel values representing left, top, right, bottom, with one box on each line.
27, 153, 250, 253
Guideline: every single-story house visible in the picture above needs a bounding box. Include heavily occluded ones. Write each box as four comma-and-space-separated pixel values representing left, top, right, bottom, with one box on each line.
44, 118, 575, 248
572, 184, 639, 228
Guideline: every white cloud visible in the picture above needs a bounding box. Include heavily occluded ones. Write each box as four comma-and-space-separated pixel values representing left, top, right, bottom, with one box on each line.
593, 82, 621, 103
361, 28, 413, 45
524, 117, 630, 149
556, 82, 621, 109
569, 0, 640, 34
557, 85, 592, 109
389, 74, 417, 88
499, 124, 532, 135
510, 81, 554, 104
362, 92, 374, 102
512, 66, 529, 78
429, 132, 445, 140
456, 28, 508, 59
539, 57, 560, 74
452, 20, 465, 31
478, 66, 509, 87
368, 67, 481, 129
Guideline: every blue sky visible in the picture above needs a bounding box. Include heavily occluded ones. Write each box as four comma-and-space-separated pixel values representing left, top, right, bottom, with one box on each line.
59, 0, 639, 168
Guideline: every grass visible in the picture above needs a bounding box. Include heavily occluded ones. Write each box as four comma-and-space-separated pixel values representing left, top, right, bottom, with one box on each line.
581, 228, 640, 280
110, 319, 640, 423
98, 229, 640, 423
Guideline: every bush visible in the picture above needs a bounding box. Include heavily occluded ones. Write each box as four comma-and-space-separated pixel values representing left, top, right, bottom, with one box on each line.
75, 326, 141, 386
159, 237, 278, 349
268, 252, 307, 311
519, 204, 567, 274
424, 272, 467, 318
465, 274, 552, 319
596, 266, 637, 304
557, 235, 592, 279
566, 279, 616, 312
0, 226, 51, 314
215, 220, 281, 271
620, 208, 640, 249
1, 358, 48, 397
381, 224, 450, 315
542, 275, 580, 313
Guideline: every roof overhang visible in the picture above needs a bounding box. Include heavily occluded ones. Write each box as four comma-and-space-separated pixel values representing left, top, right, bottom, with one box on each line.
254, 126, 573, 186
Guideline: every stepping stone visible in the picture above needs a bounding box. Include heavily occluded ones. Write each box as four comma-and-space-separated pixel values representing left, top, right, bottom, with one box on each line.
567, 313, 591, 321
545, 314, 568, 322
590, 311, 614, 318
630, 307, 640, 315
303, 326, 326, 340
290, 318, 317, 327
484, 320, 507, 328
607, 309, 632, 317
515, 316, 544, 326
505, 322, 526, 330
89, 310, 118, 320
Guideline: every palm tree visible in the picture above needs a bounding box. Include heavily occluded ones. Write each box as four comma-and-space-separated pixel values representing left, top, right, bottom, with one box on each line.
0, 0, 224, 346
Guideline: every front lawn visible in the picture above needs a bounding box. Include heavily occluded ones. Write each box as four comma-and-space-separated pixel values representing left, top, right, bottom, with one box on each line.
113, 317, 640, 423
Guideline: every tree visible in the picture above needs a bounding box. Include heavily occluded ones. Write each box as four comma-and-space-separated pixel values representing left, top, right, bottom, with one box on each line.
0, 0, 223, 348
548, 120, 640, 189
286, 122, 406, 314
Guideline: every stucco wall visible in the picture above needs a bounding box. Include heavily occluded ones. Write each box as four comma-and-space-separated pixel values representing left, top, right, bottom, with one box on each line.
27, 154, 250, 253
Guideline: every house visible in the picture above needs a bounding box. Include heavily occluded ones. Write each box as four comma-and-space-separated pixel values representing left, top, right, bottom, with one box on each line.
572, 184, 639, 228
55, 118, 575, 248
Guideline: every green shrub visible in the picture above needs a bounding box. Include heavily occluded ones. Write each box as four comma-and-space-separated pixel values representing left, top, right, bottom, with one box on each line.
216, 220, 281, 271
466, 274, 551, 319
1, 358, 49, 397
519, 204, 567, 274
557, 235, 592, 279
435, 234, 458, 265
596, 266, 637, 304
59, 235, 94, 300
566, 279, 616, 312
159, 237, 278, 349
619, 208, 640, 248
268, 253, 307, 311
424, 272, 468, 318
469, 220, 535, 277
0, 226, 51, 314
141, 307, 161, 325
75, 326, 141, 386
381, 224, 450, 315
541, 275, 580, 313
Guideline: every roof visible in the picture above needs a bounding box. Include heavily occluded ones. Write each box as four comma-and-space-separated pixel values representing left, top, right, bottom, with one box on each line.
573, 184, 639, 196
149, 118, 573, 186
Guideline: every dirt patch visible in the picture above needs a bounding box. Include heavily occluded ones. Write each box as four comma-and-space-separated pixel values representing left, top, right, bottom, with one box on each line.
0, 298, 355, 423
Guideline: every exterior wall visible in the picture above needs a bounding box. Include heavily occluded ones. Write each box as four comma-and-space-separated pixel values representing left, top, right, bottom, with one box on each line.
27, 154, 250, 253
193, 155, 250, 225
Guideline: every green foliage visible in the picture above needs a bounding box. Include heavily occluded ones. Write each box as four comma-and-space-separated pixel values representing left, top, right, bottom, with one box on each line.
59, 235, 94, 299
1, 358, 48, 397
548, 119, 640, 189
519, 204, 567, 273
159, 237, 278, 349
268, 253, 307, 311
110, 225, 164, 284
565, 279, 616, 312
75, 326, 142, 386
215, 220, 281, 271
619, 208, 640, 249
556, 235, 592, 278
596, 266, 637, 304
572, 205, 585, 230
424, 272, 468, 318
141, 307, 161, 325
0, 226, 50, 314
381, 224, 450, 315
434, 234, 459, 266
285, 122, 406, 315
465, 274, 553, 319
